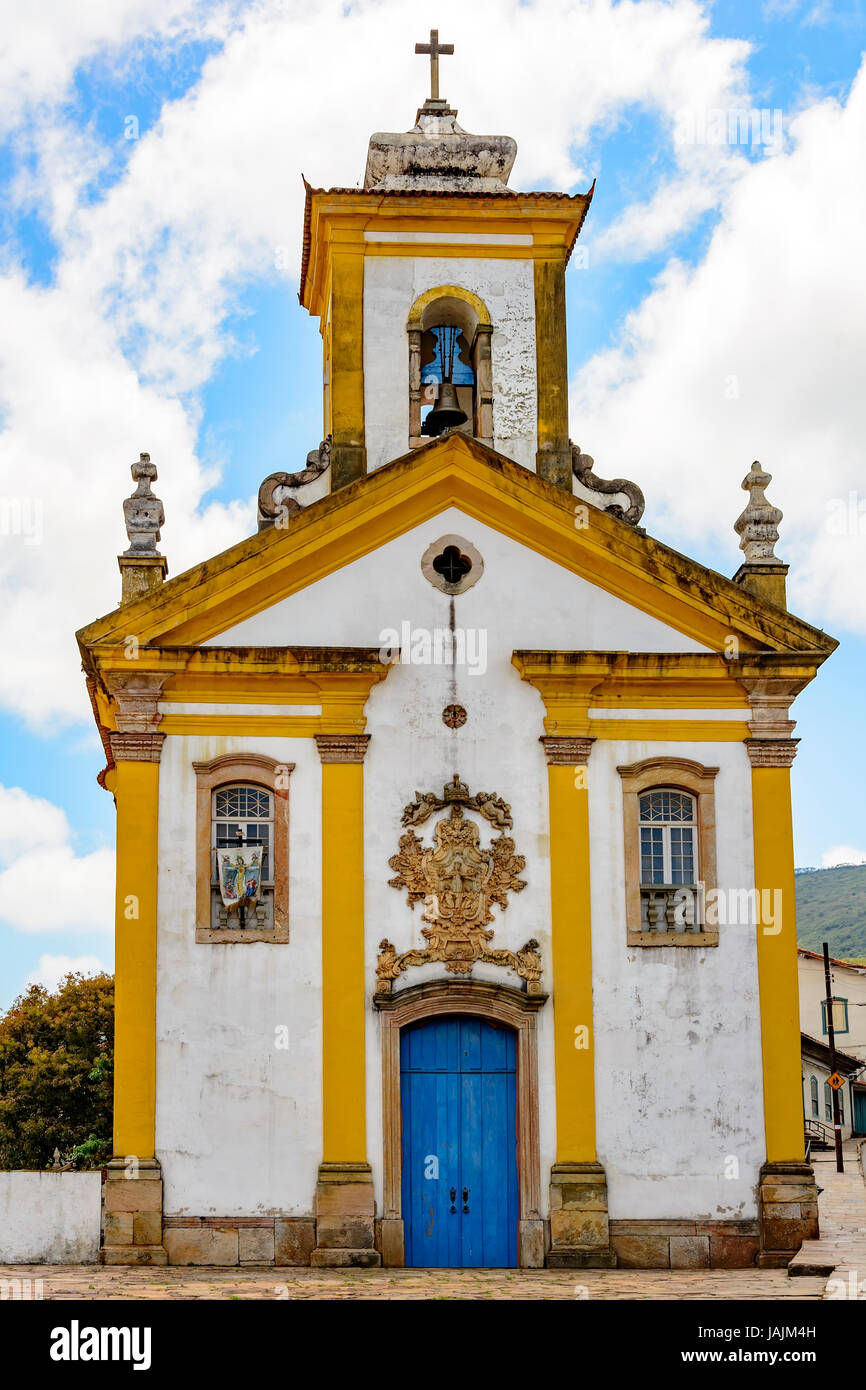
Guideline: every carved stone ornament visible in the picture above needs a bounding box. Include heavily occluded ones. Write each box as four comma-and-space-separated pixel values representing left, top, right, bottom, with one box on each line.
734, 460, 784, 565
571, 443, 645, 526
122, 453, 165, 555
257, 438, 331, 530
378, 775, 542, 993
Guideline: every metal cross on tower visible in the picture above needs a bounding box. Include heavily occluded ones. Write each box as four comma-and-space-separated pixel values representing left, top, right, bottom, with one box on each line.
415, 28, 454, 103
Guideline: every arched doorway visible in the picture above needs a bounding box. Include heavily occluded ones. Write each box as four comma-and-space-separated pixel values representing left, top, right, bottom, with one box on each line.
400, 1015, 518, 1267
374, 978, 546, 1268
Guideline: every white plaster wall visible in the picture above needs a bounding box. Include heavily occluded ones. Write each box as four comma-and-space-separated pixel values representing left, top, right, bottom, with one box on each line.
0, 1173, 102, 1263
207, 508, 710, 654
363, 256, 538, 472
590, 738, 766, 1220
197, 511, 755, 1220
156, 733, 322, 1216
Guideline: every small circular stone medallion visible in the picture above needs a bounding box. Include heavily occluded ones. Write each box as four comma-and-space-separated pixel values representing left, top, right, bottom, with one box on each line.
442, 704, 467, 729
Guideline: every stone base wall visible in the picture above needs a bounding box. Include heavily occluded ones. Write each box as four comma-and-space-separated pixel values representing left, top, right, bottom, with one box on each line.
610, 1219, 760, 1269
162, 1216, 315, 1267
757, 1162, 819, 1268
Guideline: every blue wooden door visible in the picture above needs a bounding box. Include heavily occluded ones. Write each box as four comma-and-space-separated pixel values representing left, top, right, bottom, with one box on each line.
400, 1016, 518, 1267
854, 1088, 866, 1136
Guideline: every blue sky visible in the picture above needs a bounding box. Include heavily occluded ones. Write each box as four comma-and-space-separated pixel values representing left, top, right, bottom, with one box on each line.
0, 0, 864, 1010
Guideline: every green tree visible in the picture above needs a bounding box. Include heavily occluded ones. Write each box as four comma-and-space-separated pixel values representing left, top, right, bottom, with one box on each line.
0, 972, 113, 1169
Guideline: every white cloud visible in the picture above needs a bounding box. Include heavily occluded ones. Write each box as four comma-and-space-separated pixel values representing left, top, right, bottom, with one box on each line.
571, 65, 866, 634
822, 845, 866, 868
25, 953, 110, 992
0, 786, 114, 933
0, 0, 241, 135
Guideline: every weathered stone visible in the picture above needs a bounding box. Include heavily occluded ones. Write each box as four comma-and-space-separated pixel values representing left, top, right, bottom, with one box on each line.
611, 1234, 670, 1268
310, 1248, 381, 1268
759, 1183, 818, 1204
764, 1201, 804, 1221
163, 1226, 239, 1266
762, 1217, 818, 1250
238, 1226, 275, 1265
549, 1210, 608, 1248
315, 1183, 375, 1219
670, 1235, 709, 1269
100, 1244, 167, 1267
315, 1216, 376, 1250
379, 1218, 405, 1268
274, 1219, 316, 1267
364, 108, 517, 194
103, 1178, 163, 1214
102, 1211, 133, 1245
133, 1212, 162, 1246
708, 1235, 760, 1269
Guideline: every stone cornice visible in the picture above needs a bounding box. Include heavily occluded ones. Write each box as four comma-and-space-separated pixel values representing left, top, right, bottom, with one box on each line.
109, 731, 166, 764
540, 736, 595, 766
315, 733, 372, 764
104, 670, 171, 733
745, 738, 800, 768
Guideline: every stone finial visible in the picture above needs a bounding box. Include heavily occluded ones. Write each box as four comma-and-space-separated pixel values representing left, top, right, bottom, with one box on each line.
118, 453, 168, 603
364, 109, 516, 193
734, 461, 783, 565
123, 453, 164, 556
732, 461, 788, 609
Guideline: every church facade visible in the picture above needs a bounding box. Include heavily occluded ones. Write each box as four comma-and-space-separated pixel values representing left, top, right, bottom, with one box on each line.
78, 50, 836, 1270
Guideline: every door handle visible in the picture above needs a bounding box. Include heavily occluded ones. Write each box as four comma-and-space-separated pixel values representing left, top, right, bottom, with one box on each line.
462, 1186, 470, 1213
449, 1187, 456, 1213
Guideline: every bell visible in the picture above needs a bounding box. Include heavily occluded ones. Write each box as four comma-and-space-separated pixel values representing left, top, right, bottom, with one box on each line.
421, 381, 468, 437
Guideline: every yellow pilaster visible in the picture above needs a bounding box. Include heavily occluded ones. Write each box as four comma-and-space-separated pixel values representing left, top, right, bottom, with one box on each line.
750, 752, 804, 1162
317, 734, 369, 1162
329, 247, 366, 490
534, 255, 571, 490
112, 756, 161, 1159
544, 739, 598, 1161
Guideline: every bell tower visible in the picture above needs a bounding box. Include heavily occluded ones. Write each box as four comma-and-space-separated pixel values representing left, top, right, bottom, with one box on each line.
299, 32, 593, 491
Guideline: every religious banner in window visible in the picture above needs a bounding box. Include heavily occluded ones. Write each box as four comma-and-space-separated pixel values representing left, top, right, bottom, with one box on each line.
210, 783, 274, 930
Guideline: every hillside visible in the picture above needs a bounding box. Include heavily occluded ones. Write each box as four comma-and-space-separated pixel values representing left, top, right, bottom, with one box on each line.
795, 864, 866, 961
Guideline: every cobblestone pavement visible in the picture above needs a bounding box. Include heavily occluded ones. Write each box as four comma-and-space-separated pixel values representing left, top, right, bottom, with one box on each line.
0, 1265, 828, 1300
788, 1144, 866, 1290
3, 1144, 863, 1300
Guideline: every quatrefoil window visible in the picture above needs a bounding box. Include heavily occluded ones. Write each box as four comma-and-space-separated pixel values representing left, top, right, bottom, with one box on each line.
420, 534, 484, 595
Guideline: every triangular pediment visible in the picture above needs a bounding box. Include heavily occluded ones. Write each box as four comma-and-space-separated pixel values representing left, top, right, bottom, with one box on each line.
77, 434, 835, 658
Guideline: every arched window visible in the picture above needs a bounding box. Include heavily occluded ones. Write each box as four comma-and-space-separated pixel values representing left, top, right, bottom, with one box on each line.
824, 1081, 833, 1123
638, 788, 698, 886
809, 1075, 819, 1118
407, 288, 493, 448
193, 754, 292, 943
617, 757, 719, 947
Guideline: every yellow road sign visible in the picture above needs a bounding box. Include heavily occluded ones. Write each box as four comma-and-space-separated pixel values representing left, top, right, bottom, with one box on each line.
827, 1071, 845, 1091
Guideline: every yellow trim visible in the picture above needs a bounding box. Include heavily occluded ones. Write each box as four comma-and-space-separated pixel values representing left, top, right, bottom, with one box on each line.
159, 715, 323, 737
113, 759, 160, 1158
548, 763, 597, 1162
302, 193, 589, 319
589, 719, 750, 742
752, 766, 804, 1162
321, 759, 367, 1162
406, 283, 491, 329
79, 437, 832, 658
